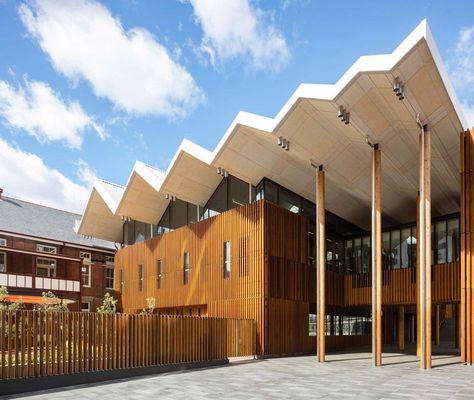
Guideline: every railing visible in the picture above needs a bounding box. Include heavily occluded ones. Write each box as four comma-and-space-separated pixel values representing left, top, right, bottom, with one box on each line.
0, 311, 256, 380
0, 273, 80, 292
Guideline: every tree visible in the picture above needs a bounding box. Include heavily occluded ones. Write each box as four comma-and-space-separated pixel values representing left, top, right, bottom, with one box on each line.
37, 291, 68, 312
140, 297, 155, 315
97, 293, 118, 314
0, 286, 24, 311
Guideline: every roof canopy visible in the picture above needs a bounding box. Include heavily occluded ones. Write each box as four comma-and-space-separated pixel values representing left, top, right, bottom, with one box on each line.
79, 20, 466, 240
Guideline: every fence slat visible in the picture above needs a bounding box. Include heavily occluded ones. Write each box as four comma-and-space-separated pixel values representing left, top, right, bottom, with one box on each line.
0, 311, 255, 381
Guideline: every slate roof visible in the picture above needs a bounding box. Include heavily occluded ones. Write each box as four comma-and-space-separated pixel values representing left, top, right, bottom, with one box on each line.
0, 196, 116, 251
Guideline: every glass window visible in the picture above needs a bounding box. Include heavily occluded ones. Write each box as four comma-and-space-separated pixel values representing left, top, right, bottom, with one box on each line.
326, 238, 334, 271
264, 181, 278, 204
447, 218, 459, 263
170, 199, 188, 230
391, 230, 401, 269
308, 231, 315, 267
105, 266, 114, 289
411, 226, 417, 268
228, 176, 250, 209
353, 237, 362, 273
135, 221, 147, 243
37, 257, 56, 278
127, 220, 135, 244
309, 313, 317, 336
382, 231, 390, 270
81, 302, 91, 312
302, 200, 316, 226
436, 220, 447, 264
156, 259, 162, 289
401, 228, 411, 268
224, 241, 231, 278
345, 240, 353, 274
157, 206, 171, 235
138, 264, 143, 291
0, 252, 6, 272
278, 187, 301, 214
187, 203, 198, 225
204, 178, 227, 218
183, 252, 189, 285
255, 180, 264, 201
336, 240, 345, 273
362, 236, 370, 273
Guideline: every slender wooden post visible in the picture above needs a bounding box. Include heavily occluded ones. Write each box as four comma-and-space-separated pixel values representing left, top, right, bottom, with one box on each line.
419, 125, 432, 369
371, 144, 382, 366
416, 194, 421, 357
316, 165, 326, 362
398, 306, 405, 351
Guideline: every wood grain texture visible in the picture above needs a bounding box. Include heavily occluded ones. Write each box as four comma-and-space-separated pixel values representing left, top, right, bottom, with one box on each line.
0, 311, 255, 380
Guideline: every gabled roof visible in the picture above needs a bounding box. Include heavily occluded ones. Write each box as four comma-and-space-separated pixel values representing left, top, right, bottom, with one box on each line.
0, 196, 115, 250
79, 20, 466, 240
76, 180, 124, 243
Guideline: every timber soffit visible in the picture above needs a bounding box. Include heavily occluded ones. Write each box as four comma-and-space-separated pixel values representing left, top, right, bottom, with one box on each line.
78, 19, 467, 240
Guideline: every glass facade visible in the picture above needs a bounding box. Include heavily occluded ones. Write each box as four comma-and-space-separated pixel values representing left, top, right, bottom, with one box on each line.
201, 175, 254, 220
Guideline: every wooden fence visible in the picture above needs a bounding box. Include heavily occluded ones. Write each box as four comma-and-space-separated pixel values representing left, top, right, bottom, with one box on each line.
0, 311, 256, 380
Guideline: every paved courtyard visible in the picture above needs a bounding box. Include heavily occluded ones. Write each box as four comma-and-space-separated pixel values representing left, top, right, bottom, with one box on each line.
4, 348, 474, 399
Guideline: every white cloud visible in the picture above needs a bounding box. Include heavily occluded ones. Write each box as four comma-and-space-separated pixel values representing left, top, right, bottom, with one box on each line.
0, 138, 91, 213
449, 26, 474, 90
188, 0, 290, 72
19, 0, 204, 118
462, 101, 474, 127
448, 25, 474, 128
0, 78, 103, 148
75, 159, 97, 188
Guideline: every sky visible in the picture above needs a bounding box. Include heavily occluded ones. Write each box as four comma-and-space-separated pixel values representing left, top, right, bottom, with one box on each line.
0, 0, 474, 214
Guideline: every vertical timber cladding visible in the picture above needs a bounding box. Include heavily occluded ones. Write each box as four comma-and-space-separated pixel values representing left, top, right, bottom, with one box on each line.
461, 129, 474, 364
115, 201, 266, 354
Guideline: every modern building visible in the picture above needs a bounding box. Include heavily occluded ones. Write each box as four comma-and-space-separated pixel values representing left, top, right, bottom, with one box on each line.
78, 20, 473, 367
0, 194, 117, 311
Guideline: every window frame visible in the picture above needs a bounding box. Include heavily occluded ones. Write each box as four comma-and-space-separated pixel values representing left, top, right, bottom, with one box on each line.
37, 244, 57, 254
105, 265, 114, 290
36, 257, 56, 277
139, 264, 143, 291
0, 251, 6, 272
224, 241, 231, 279
183, 252, 189, 285
81, 301, 91, 312
0, 238, 6, 247
156, 259, 162, 289
81, 263, 91, 287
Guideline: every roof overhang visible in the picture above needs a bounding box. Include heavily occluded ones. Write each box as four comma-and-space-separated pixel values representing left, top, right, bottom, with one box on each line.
79, 19, 466, 239
77, 180, 124, 242
212, 19, 465, 229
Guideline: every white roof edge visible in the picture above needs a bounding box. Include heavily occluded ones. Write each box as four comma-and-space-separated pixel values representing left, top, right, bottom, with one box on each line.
80, 19, 466, 239
211, 19, 467, 161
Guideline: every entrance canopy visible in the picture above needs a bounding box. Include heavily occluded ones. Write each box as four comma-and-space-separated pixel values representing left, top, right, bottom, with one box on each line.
78, 20, 466, 240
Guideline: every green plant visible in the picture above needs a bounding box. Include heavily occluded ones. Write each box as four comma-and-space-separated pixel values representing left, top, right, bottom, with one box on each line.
140, 297, 155, 315
97, 292, 118, 314
37, 291, 68, 312
0, 286, 24, 312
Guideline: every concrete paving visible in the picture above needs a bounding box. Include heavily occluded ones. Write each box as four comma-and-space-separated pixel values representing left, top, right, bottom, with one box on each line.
3, 348, 474, 399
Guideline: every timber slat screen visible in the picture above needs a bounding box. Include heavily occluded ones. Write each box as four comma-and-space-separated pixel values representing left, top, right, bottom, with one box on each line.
0, 311, 256, 380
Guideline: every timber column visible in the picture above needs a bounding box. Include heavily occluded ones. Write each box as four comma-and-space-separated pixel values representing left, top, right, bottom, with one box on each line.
371, 144, 382, 366
316, 165, 326, 362
461, 129, 474, 364
419, 124, 432, 369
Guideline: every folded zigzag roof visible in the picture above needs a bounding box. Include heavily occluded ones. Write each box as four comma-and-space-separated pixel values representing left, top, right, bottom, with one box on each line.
78, 20, 466, 242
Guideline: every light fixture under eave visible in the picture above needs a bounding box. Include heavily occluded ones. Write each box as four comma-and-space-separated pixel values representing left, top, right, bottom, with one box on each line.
393, 77, 404, 101
337, 106, 350, 125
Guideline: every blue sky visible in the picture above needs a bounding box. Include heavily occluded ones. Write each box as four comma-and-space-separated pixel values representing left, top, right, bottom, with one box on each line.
0, 0, 473, 213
